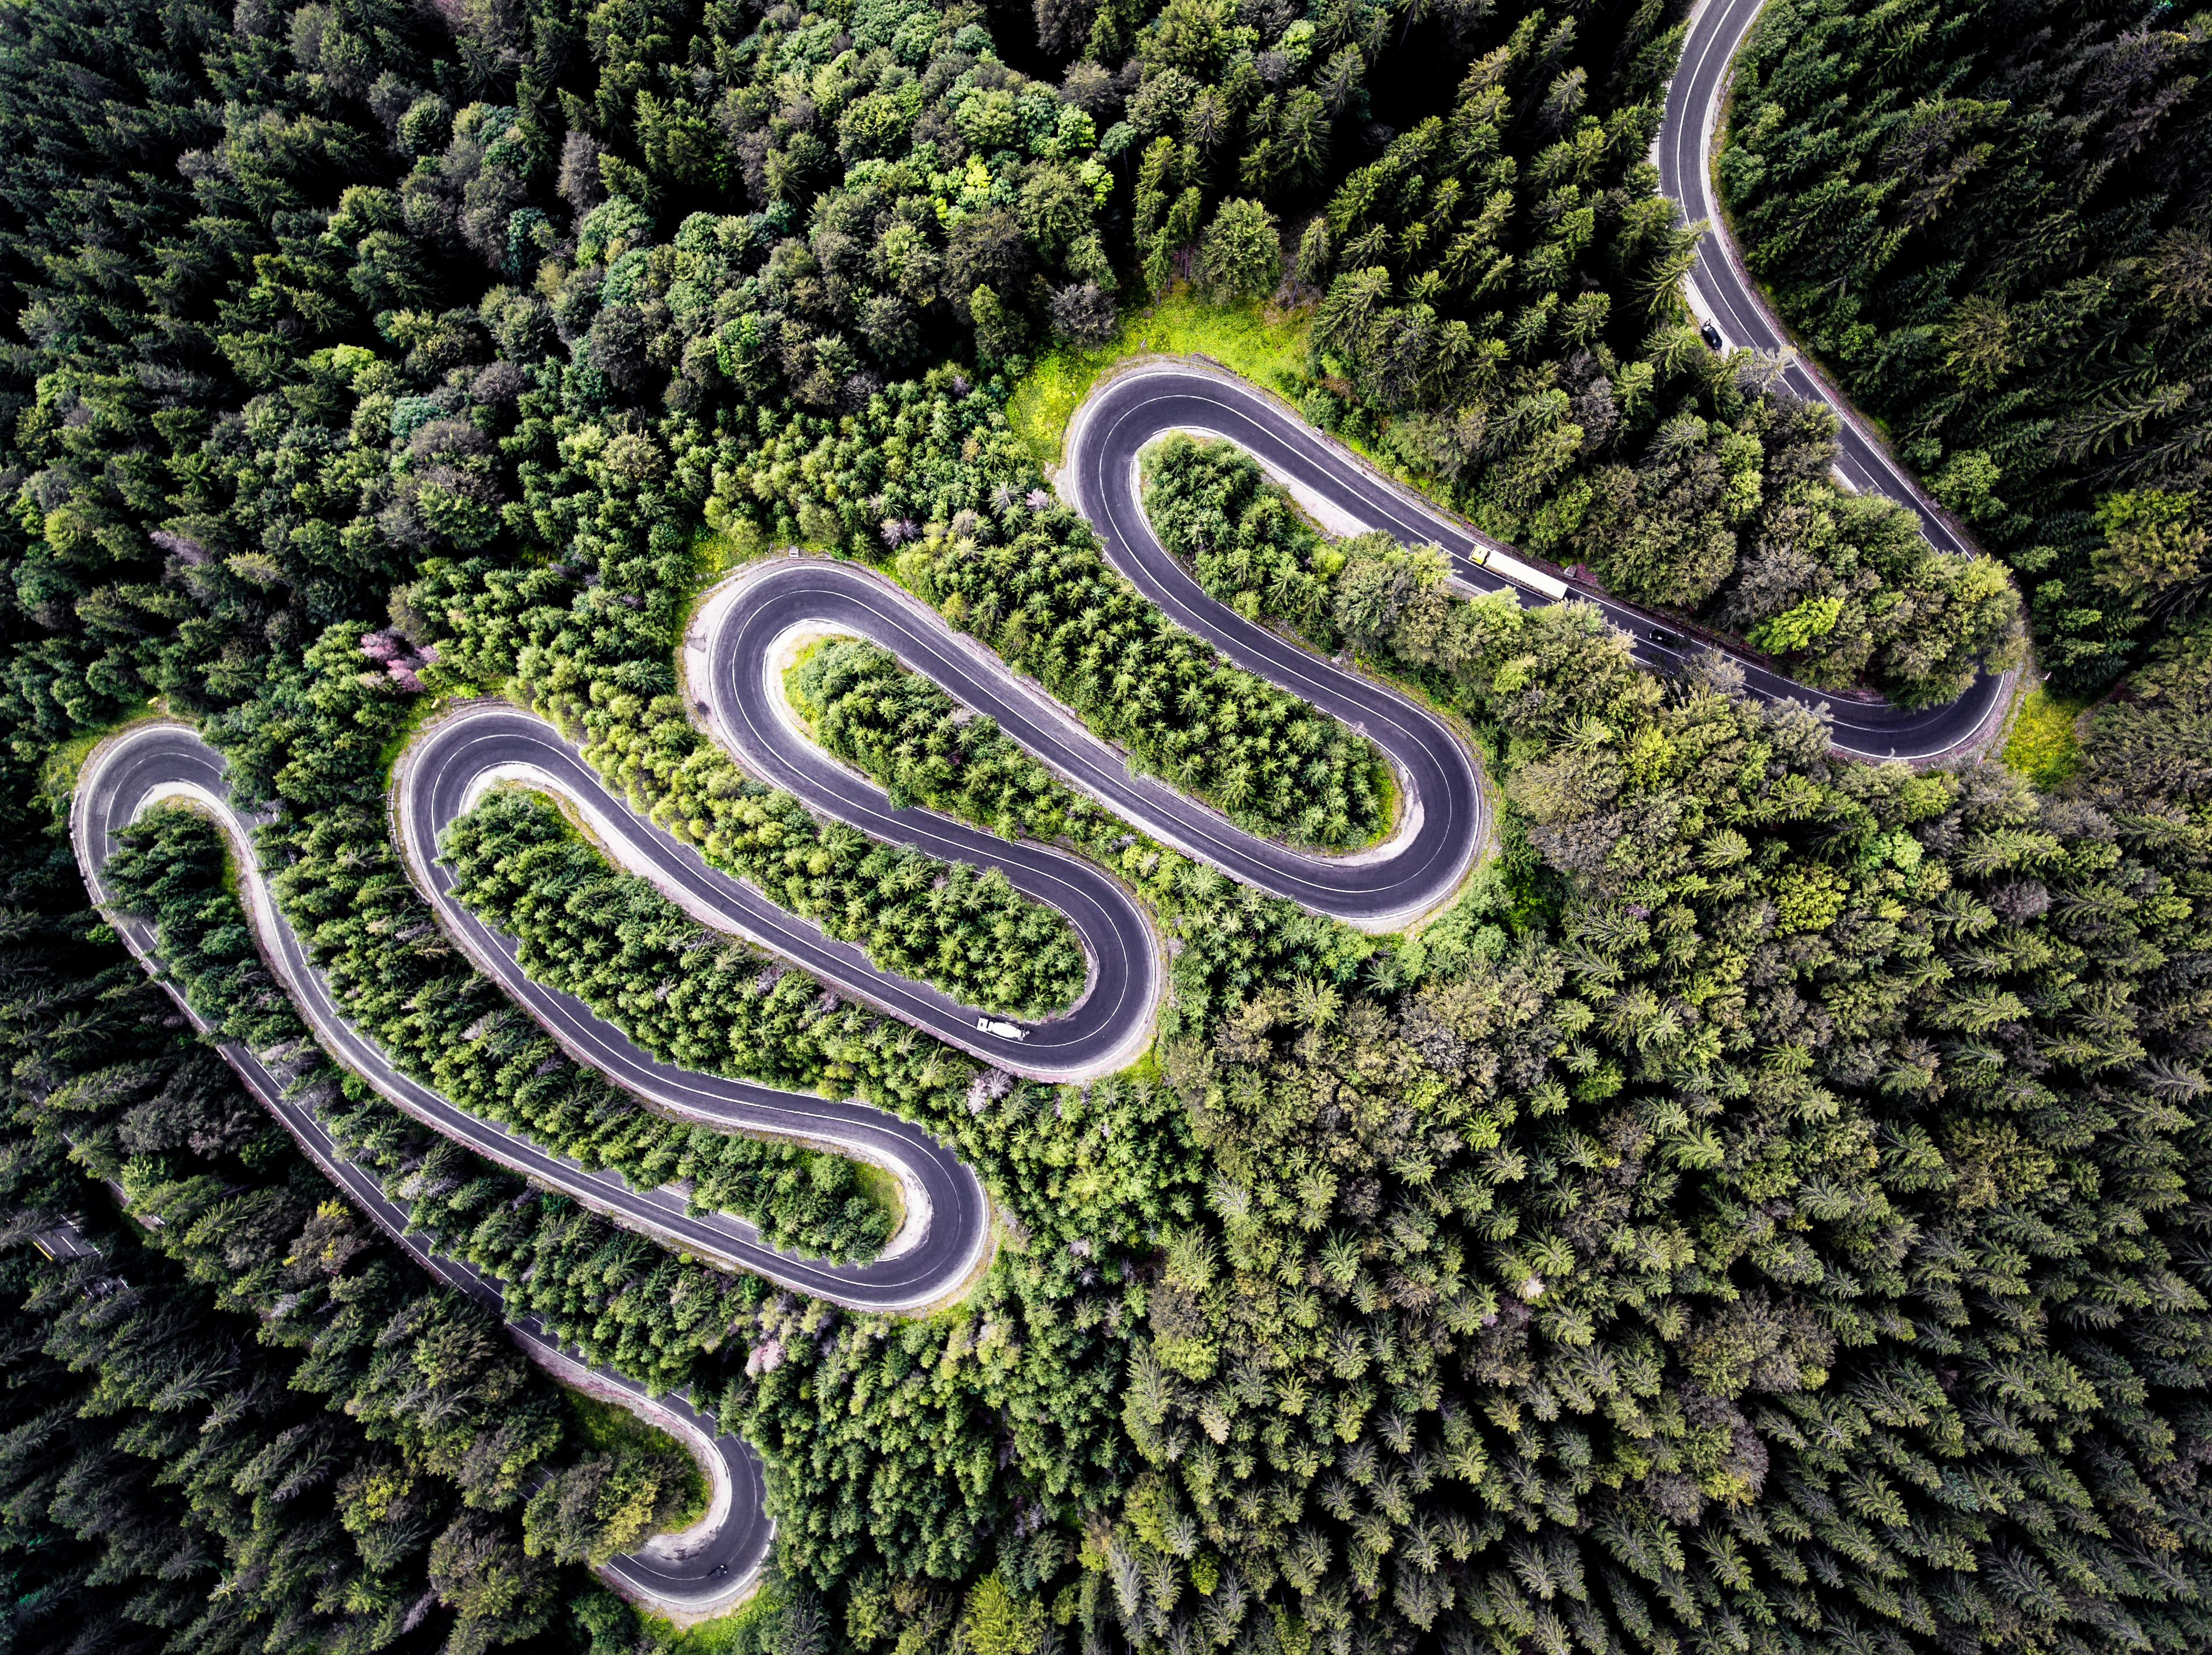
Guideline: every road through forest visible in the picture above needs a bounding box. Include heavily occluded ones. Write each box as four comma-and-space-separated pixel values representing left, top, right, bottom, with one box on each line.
60, 0, 2000, 1614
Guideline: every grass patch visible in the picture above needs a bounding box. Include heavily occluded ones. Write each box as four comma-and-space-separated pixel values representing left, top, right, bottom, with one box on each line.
633, 1574, 794, 1653
1009, 285, 1315, 469
216, 824, 244, 902
559, 1383, 709, 1533
1366, 747, 1399, 848
778, 635, 837, 729
848, 1157, 905, 1238
2002, 684, 2088, 791
374, 689, 452, 789
693, 517, 772, 580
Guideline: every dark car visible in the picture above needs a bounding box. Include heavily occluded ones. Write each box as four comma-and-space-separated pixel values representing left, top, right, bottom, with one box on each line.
1699, 321, 1724, 351
1649, 628, 1684, 650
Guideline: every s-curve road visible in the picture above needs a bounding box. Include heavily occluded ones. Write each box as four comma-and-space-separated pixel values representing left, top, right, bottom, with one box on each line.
1066, 364, 2009, 762
695, 556, 1483, 930
77, 722, 990, 1318
68, 731, 770, 1618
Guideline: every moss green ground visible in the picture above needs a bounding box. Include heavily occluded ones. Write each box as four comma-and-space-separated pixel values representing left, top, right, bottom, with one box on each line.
2002, 683, 2088, 791
693, 517, 773, 577
777, 635, 833, 722
1010, 286, 1315, 467
846, 1158, 903, 1231
374, 689, 452, 788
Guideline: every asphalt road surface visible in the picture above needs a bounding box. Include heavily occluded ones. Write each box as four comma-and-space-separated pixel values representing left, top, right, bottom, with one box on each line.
424, 690, 1154, 1084
28, 1214, 100, 1261
66, 744, 770, 1616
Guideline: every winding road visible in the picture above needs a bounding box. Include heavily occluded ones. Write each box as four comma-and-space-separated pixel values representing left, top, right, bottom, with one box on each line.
1649, 0, 2016, 753
65, 477, 1491, 1609
59, 0, 2013, 1619
700, 555, 1483, 934
399, 552, 1485, 1089
82, 724, 991, 1315
67, 751, 772, 1618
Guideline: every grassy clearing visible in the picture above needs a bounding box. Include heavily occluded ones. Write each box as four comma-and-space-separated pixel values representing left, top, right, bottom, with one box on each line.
2002, 683, 2088, 791
1013, 285, 1461, 526
1366, 749, 1400, 848
777, 635, 837, 728
215, 823, 244, 902
559, 1383, 710, 1532
374, 689, 453, 789
692, 518, 773, 581
1009, 284, 1316, 468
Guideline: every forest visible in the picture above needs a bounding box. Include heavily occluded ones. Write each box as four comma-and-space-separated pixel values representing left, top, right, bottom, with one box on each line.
0, 0, 2207, 1647
788, 635, 1073, 836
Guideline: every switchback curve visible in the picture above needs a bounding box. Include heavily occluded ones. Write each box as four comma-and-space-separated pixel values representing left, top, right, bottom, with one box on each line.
1064, 362, 2012, 763
65, 383, 1514, 1600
